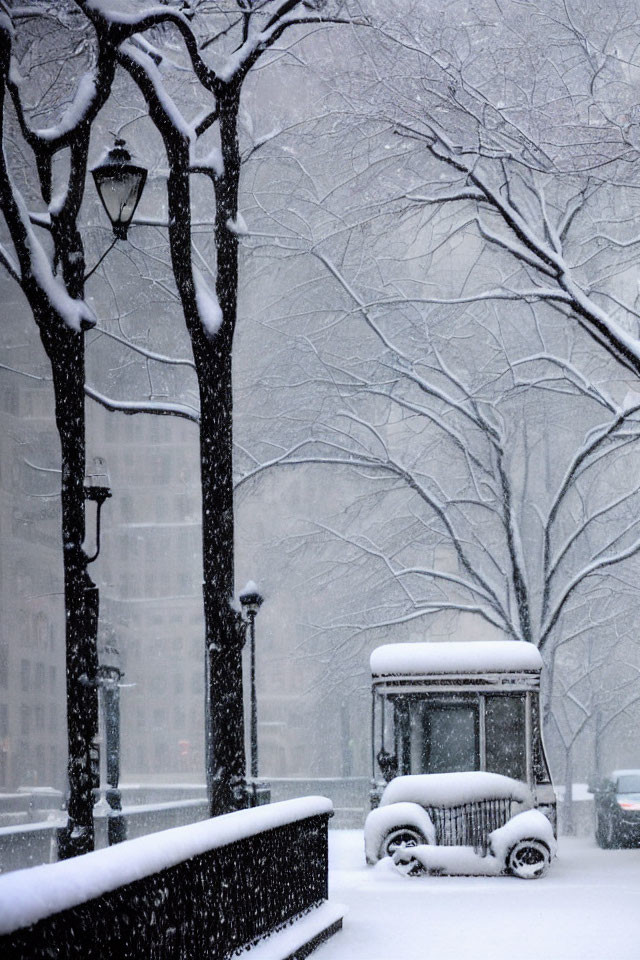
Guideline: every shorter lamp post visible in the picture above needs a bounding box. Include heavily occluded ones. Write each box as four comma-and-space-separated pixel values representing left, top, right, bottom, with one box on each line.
239, 583, 264, 803
84, 459, 112, 838
97, 629, 126, 846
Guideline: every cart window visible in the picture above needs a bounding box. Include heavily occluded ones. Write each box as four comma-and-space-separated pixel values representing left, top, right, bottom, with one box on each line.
411, 702, 479, 774
485, 695, 526, 781
394, 698, 411, 775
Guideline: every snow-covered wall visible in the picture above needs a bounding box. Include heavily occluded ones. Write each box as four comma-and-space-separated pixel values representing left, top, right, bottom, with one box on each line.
0, 796, 332, 936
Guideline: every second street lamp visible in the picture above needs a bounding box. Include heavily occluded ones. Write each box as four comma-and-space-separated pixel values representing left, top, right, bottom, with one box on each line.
97, 625, 126, 846
239, 583, 263, 800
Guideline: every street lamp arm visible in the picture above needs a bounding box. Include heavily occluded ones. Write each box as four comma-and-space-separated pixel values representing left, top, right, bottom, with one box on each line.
84, 495, 107, 564
84, 236, 118, 282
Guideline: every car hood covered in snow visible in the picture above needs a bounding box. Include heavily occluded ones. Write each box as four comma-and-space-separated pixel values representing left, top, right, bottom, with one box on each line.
380, 772, 533, 808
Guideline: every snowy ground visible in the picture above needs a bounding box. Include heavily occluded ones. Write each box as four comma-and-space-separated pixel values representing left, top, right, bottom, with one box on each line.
317, 830, 640, 960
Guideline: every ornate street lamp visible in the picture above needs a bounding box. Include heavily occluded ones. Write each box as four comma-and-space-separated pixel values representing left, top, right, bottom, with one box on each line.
91, 139, 147, 240
97, 625, 126, 846
239, 583, 264, 801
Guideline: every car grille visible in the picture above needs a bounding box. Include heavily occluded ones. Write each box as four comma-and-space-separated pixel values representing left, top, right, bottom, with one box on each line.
425, 798, 513, 854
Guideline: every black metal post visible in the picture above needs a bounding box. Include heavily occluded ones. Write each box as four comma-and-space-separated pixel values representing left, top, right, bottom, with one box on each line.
249, 611, 258, 782
101, 674, 126, 845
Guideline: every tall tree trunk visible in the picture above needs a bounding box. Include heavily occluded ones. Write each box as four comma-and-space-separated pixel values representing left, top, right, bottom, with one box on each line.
160, 83, 247, 815
39, 322, 99, 857
203, 82, 246, 816
200, 352, 245, 815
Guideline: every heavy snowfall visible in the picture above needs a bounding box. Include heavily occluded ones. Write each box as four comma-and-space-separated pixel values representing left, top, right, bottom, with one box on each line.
1, 1, 640, 958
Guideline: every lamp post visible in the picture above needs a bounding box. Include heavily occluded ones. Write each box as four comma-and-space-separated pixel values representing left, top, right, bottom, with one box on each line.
84, 139, 147, 282
97, 626, 126, 846
239, 583, 264, 801
91, 139, 147, 240
81, 459, 112, 830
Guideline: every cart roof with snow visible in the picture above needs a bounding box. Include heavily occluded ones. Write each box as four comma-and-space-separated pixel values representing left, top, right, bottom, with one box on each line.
371, 640, 543, 692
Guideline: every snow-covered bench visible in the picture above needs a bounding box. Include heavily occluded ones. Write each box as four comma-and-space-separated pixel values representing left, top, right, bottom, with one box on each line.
0, 797, 343, 959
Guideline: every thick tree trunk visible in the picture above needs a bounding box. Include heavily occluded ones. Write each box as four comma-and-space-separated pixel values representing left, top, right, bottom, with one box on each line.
200, 356, 246, 816
204, 85, 246, 816
160, 82, 247, 816
40, 324, 99, 858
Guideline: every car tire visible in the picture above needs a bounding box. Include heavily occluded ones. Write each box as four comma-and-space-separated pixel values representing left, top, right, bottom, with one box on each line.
381, 826, 425, 860
507, 839, 551, 880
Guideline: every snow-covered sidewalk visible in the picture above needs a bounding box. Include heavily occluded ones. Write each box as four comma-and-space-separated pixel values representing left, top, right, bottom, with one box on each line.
317, 830, 640, 960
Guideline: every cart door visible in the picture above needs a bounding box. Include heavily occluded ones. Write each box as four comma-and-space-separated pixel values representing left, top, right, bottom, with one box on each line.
484, 694, 526, 781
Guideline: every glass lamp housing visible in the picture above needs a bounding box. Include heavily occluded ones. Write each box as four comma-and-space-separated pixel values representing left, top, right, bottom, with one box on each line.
92, 140, 147, 239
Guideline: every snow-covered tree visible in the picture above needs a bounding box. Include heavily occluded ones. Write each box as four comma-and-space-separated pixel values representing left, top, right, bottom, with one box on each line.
0, 0, 356, 847
229, 75, 640, 780
354, 0, 640, 375
0, 1, 122, 857
549, 623, 640, 833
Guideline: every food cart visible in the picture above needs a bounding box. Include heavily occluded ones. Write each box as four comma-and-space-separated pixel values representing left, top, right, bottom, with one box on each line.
370, 640, 556, 830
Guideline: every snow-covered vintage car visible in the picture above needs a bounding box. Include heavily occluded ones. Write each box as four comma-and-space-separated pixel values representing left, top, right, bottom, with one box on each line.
364, 771, 557, 879
365, 640, 558, 878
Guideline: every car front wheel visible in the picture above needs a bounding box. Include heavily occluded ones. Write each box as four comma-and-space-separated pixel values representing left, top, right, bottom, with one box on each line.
382, 827, 425, 859
507, 839, 551, 879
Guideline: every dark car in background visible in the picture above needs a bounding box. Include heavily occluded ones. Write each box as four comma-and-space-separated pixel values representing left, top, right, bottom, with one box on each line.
591, 770, 640, 848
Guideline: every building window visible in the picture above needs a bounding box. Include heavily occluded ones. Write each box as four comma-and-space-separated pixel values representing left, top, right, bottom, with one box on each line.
0, 703, 7, 737
49, 665, 57, 692
0, 645, 7, 687
21, 704, 30, 735
35, 662, 45, 687
20, 659, 30, 692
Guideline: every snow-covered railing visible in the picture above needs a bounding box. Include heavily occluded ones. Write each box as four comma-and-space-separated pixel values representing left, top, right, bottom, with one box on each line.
0, 797, 341, 960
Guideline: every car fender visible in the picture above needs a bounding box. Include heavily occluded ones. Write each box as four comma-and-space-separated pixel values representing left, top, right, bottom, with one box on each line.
364, 801, 436, 864
489, 809, 557, 868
